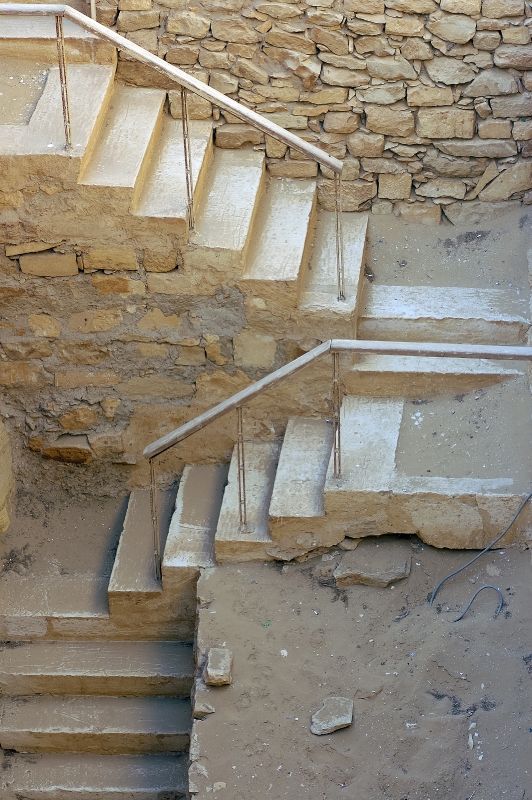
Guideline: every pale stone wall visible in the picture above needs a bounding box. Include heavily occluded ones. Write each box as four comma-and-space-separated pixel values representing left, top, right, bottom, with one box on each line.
94, 0, 532, 223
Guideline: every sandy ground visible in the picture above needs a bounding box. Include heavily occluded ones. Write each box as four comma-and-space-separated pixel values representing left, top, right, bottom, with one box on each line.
194, 540, 532, 800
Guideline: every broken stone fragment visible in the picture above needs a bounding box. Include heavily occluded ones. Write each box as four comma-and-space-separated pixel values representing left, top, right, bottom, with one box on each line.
193, 699, 216, 719
333, 536, 412, 588
310, 697, 354, 735
204, 648, 233, 686
42, 434, 94, 465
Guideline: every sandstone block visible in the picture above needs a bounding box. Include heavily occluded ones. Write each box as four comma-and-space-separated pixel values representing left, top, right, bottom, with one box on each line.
357, 84, 405, 104
55, 370, 120, 389
19, 252, 78, 277
502, 27, 530, 45
393, 201, 442, 225
198, 49, 231, 70
310, 26, 349, 56
137, 308, 180, 330
92, 275, 145, 295
265, 29, 316, 54
323, 112, 360, 134
169, 91, 212, 120
443, 199, 521, 224
407, 85, 454, 106
167, 9, 210, 37
427, 13, 476, 44
334, 536, 411, 587
264, 112, 307, 130
54, 341, 108, 365
366, 105, 415, 136
347, 18, 384, 35
345, 0, 384, 12
361, 157, 405, 174
417, 107, 475, 139
426, 56, 476, 84
355, 36, 393, 57
473, 31, 501, 50
69, 309, 122, 334
491, 93, 532, 118
478, 118, 512, 138
5, 242, 61, 257
166, 46, 199, 66
347, 131, 385, 157
88, 432, 124, 458
301, 87, 348, 104
119, 0, 150, 9
96, 4, 118, 26
216, 124, 263, 148
464, 160, 499, 199
209, 70, 238, 94
43, 435, 93, 465
138, 342, 168, 358
2, 340, 51, 360
322, 158, 361, 180
464, 68, 519, 97
378, 173, 412, 199
268, 160, 319, 178
126, 29, 157, 52
416, 177, 466, 198
494, 44, 532, 69
322, 66, 370, 87
385, 0, 437, 9
174, 345, 205, 366
479, 159, 532, 200
318, 178, 377, 210
117, 10, 159, 31
482, 0, 524, 17
204, 648, 233, 686
0, 363, 44, 387
401, 38, 434, 60
231, 59, 269, 85
28, 314, 60, 338
234, 331, 276, 368
121, 375, 192, 398
310, 697, 353, 736
434, 137, 517, 157
59, 407, 98, 431
256, 2, 302, 19
84, 246, 138, 272
294, 56, 321, 89
513, 120, 532, 140
385, 15, 424, 36
366, 55, 417, 80
441, 0, 481, 12
265, 135, 288, 158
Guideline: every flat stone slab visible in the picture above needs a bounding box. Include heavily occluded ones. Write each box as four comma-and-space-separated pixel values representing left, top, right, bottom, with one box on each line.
310, 697, 354, 735
204, 647, 233, 686
333, 536, 412, 588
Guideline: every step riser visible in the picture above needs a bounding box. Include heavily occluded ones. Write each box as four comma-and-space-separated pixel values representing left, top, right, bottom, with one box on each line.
0, 675, 193, 697
0, 732, 189, 755
0, 615, 194, 642
343, 370, 522, 397
358, 318, 529, 345
77, 78, 118, 182
0, 39, 116, 65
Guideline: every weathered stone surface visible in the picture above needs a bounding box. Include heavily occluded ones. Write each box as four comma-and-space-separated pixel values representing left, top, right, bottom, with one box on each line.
366, 106, 415, 136
357, 84, 405, 104
231, 59, 269, 85
347, 131, 385, 157
43, 435, 93, 465
362, 157, 405, 174
310, 697, 354, 736
434, 137, 517, 157
209, 70, 238, 94
494, 45, 532, 69
407, 86, 454, 107
169, 91, 212, 120
310, 26, 349, 55
478, 118, 512, 138
166, 45, 200, 66
333, 536, 412, 587
378, 173, 412, 199
198, 49, 230, 69
366, 56, 417, 80
265, 29, 316, 54
322, 66, 370, 87
385, 15, 424, 37
513, 120, 532, 140
167, 9, 210, 36
19, 253, 78, 277
137, 308, 179, 330
92, 275, 145, 295
322, 158, 361, 180
482, 0, 524, 17
417, 107, 475, 139
385, 0, 437, 10
474, 31, 501, 50
257, 2, 302, 19
318, 179, 377, 210
54, 340, 109, 365
463, 68, 519, 97
347, 18, 384, 35
5, 242, 61, 257
441, 0, 481, 12
0, 363, 44, 387
84, 246, 138, 272
212, 19, 261, 43
59, 407, 98, 431
479, 159, 532, 200
69, 309, 122, 334
264, 112, 307, 129
491, 93, 532, 118
443, 199, 521, 224
355, 35, 393, 57
55, 370, 120, 389
425, 56, 476, 84
301, 87, 348, 104
393, 201, 442, 225
268, 160, 319, 178
416, 178, 466, 198
28, 314, 61, 338
216, 124, 263, 148
2, 340, 51, 360
125, 29, 157, 52
427, 13, 476, 44
323, 112, 360, 134
204, 648, 233, 686
401, 38, 434, 60
117, 10, 159, 31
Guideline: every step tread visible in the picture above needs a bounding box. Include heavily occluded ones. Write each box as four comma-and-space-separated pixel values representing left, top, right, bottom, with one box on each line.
80, 84, 165, 188
163, 464, 227, 575
351, 354, 525, 376
269, 418, 333, 521
1, 752, 187, 795
242, 178, 316, 284
0, 574, 109, 619
190, 148, 265, 252
134, 118, 213, 219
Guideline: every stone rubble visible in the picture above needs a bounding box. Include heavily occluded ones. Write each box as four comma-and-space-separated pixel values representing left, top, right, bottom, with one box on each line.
203, 647, 234, 686
310, 696, 354, 735
333, 536, 412, 587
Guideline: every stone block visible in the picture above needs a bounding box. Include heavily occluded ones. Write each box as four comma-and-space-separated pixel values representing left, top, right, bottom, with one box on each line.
417, 108, 476, 139
231, 59, 269, 85
234, 331, 276, 368
385, 15, 424, 36
212, 19, 261, 43
263, 112, 308, 129
19, 253, 78, 277
366, 106, 415, 136
464, 68, 519, 97
310, 697, 353, 736
427, 13, 476, 44
513, 120, 532, 140
215, 124, 263, 148
479, 159, 532, 200
209, 70, 238, 94
88, 432, 124, 458
323, 112, 360, 134
482, 0, 524, 17
204, 648, 233, 686
401, 38, 434, 60
378, 173, 412, 199
478, 118, 512, 138
69, 309, 122, 334
174, 345, 205, 366
322, 66, 370, 87
310, 26, 349, 56
441, 0, 481, 11
119, 0, 151, 9
138, 342, 169, 358
426, 56, 476, 84
92, 275, 145, 295
416, 178, 466, 198
345, 0, 384, 12
434, 137, 517, 157
54, 341, 109, 365
2, 340, 51, 360
268, 160, 319, 178
169, 91, 212, 120
265, 28, 316, 53
198, 49, 231, 70
43, 435, 93, 465
165, 46, 199, 66
473, 31, 501, 50
55, 370, 121, 389
256, 2, 302, 19
494, 45, 532, 69
502, 27, 530, 45
361, 157, 405, 174
137, 308, 180, 330
491, 93, 532, 118
357, 85, 405, 104
347, 131, 385, 157
84, 246, 138, 272
407, 86, 454, 106
301, 88, 348, 104
117, 10, 159, 31
393, 201, 442, 225
96, 4, 117, 26
321, 158, 361, 180
59, 407, 98, 431
443, 199, 521, 224
265, 135, 288, 158
347, 18, 383, 35
5, 242, 61, 257
28, 314, 61, 338
0, 420, 13, 533
386, 0, 437, 9
0, 363, 44, 387
317, 179, 377, 210
121, 375, 192, 398
167, 9, 210, 37
125, 29, 157, 52
333, 537, 411, 587
366, 56, 417, 80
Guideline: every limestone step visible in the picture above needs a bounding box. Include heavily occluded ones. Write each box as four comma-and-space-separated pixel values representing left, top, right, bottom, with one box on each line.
358, 285, 530, 345
133, 118, 213, 235
0, 17, 116, 64
0, 640, 194, 696
0, 695, 191, 754
323, 379, 532, 549
344, 355, 526, 396
79, 84, 166, 205
163, 464, 228, 590
239, 178, 317, 307
215, 441, 280, 563
268, 418, 336, 560
187, 148, 266, 277
298, 211, 368, 338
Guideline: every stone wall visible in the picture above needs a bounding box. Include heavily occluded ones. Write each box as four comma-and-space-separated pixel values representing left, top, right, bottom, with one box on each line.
93, 0, 532, 224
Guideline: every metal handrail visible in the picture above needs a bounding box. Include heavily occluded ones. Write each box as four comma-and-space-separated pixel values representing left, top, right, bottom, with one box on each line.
0, 4, 342, 174
143, 338, 532, 459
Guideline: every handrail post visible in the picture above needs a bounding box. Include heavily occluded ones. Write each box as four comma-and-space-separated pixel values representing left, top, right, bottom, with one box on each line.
332, 351, 342, 479
334, 173, 345, 302
90, 0, 96, 20
236, 406, 247, 532
55, 13, 72, 151
150, 457, 162, 580
180, 87, 195, 230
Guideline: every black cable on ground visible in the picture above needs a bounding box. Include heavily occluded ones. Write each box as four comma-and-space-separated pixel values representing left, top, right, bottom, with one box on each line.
429, 489, 532, 609
452, 585, 503, 622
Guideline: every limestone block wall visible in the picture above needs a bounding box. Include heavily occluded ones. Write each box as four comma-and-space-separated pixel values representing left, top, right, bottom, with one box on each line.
91, 0, 532, 224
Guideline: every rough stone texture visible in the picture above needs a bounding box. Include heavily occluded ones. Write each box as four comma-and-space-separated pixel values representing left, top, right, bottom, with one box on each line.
333, 536, 412, 588
417, 108, 475, 139
494, 45, 532, 70
478, 160, 532, 200
42, 435, 94, 465
310, 697, 354, 735
435, 138, 517, 157
19, 253, 78, 277
427, 13, 476, 45
491, 93, 532, 118
366, 106, 415, 136
347, 132, 385, 157
378, 173, 413, 199
318, 179, 377, 210
204, 648, 233, 686
463, 68, 519, 97
482, 0, 523, 17
407, 86, 454, 107
425, 56, 476, 84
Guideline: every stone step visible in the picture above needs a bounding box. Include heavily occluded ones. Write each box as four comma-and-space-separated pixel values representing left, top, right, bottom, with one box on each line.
0, 695, 191, 754
298, 211, 369, 338
0, 640, 194, 696
324, 379, 532, 549
344, 355, 526, 396
186, 148, 266, 279
268, 417, 337, 560
215, 441, 280, 563
359, 285, 530, 345
1, 752, 187, 799
79, 84, 166, 205
163, 464, 227, 590
133, 118, 213, 236
239, 178, 317, 307
0, 16, 116, 64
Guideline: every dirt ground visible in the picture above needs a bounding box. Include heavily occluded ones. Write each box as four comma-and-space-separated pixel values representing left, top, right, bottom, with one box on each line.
194, 539, 532, 800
